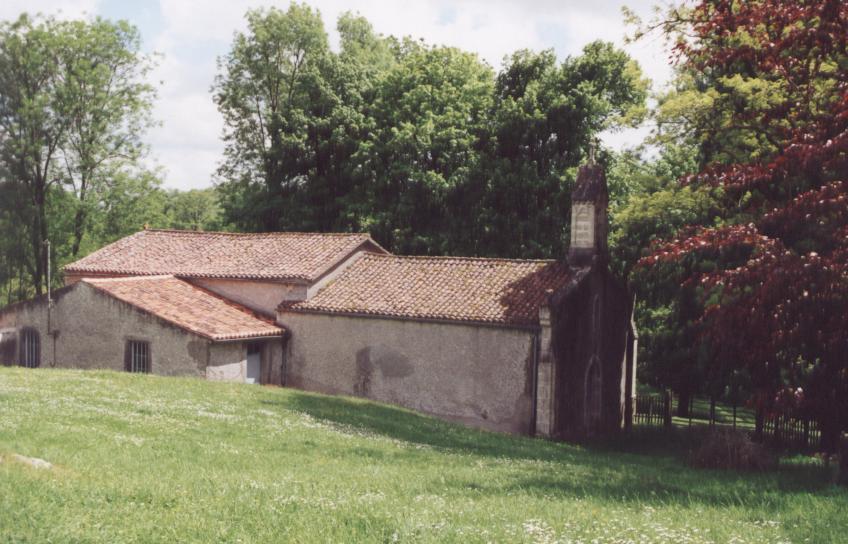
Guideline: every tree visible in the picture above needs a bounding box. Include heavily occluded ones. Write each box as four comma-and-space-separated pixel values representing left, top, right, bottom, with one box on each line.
0, 14, 156, 295
640, 0, 848, 450
354, 42, 494, 254
0, 14, 67, 295
471, 42, 649, 258
58, 18, 156, 256
163, 188, 227, 231
609, 145, 719, 413
213, 4, 336, 232
214, 8, 648, 258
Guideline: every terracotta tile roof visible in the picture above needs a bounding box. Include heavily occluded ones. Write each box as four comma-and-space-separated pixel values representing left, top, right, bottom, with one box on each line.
84, 276, 283, 341
65, 229, 385, 282
281, 254, 572, 327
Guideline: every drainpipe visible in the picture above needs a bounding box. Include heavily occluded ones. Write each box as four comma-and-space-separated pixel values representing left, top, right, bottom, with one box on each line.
530, 330, 540, 436
44, 239, 57, 367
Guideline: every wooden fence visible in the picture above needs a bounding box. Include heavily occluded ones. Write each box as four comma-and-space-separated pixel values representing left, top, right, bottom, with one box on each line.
634, 393, 671, 428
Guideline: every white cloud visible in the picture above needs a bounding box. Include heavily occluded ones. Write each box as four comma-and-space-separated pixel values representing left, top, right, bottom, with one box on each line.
0, 0, 98, 21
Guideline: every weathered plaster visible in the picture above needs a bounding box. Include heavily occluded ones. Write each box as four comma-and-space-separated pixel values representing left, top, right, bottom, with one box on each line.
0, 283, 208, 376
190, 278, 306, 315
277, 311, 537, 435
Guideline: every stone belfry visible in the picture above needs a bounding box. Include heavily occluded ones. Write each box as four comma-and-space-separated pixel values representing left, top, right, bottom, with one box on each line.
567, 144, 609, 267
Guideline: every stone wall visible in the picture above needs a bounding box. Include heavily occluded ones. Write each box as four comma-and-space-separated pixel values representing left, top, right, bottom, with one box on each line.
0, 283, 208, 376
277, 311, 538, 435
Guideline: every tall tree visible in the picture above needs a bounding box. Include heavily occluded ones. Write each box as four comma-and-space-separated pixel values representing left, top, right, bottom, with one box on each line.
354, 42, 494, 254
215, 7, 649, 258
213, 4, 335, 232
640, 0, 848, 450
0, 15, 66, 295
0, 14, 156, 295
58, 18, 156, 256
473, 42, 648, 258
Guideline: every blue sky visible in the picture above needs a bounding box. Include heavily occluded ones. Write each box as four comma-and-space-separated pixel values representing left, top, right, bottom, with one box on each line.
0, 0, 674, 190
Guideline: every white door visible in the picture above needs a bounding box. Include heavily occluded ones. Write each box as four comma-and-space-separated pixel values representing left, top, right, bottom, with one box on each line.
245, 344, 261, 384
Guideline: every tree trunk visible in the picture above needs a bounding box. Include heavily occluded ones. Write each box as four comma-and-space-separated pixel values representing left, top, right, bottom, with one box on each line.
676, 389, 691, 418
71, 206, 87, 256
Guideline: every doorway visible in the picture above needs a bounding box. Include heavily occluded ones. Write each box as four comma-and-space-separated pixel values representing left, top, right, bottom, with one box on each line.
245, 342, 262, 384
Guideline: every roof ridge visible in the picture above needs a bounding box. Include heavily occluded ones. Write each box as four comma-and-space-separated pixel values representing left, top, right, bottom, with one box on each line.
82, 274, 175, 283
362, 253, 559, 265
143, 228, 371, 238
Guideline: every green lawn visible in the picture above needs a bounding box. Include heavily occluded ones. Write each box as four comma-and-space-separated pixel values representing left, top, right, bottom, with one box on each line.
1, 368, 845, 543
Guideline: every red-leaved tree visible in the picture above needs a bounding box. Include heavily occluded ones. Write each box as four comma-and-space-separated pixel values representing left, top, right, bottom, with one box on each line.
640, 0, 848, 450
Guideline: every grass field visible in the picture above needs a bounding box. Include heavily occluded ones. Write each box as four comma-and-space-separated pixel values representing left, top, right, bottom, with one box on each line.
1, 368, 846, 543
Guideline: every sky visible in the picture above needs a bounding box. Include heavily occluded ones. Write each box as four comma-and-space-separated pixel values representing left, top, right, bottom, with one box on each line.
0, 0, 675, 191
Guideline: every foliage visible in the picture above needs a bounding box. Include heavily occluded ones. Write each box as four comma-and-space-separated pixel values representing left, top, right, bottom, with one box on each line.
639, 0, 848, 451
1, 368, 847, 542
213, 7, 649, 258
689, 428, 776, 471
0, 14, 156, 296
162, 188, 227, 232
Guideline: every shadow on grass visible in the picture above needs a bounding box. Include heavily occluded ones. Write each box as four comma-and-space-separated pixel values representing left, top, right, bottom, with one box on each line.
264, 390, 843, 507
265, 390, 574, 462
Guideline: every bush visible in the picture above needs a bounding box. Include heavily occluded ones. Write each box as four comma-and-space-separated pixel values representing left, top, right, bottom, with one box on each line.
689, 428, 777, 471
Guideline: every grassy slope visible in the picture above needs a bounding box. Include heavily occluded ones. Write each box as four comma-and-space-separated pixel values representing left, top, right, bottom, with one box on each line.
0, 369, 845, 543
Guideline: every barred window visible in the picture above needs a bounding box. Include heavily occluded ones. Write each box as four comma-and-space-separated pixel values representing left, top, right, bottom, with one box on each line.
125, 340, 150, 374
20, 328, 40, 368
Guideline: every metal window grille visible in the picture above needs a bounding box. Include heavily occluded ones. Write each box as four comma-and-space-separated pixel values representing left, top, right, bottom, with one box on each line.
21, 329, 40, 368
127, 340, 150, 373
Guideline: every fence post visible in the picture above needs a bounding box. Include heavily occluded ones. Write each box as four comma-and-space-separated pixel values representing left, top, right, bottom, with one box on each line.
663, 390, 672, 429
688, 396, 693, 428
709, 396, 716, 428
732, 400, 737, 430
839, 433, 848, 486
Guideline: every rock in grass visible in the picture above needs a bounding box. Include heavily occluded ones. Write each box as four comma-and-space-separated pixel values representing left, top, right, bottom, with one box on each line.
12, 454, 52, 470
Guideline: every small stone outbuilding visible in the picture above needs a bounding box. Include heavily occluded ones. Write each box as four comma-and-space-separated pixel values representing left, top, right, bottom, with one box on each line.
0, 276, 284, 383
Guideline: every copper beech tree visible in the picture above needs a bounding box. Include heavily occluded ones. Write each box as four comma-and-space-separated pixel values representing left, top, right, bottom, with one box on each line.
639, 0, 848, 450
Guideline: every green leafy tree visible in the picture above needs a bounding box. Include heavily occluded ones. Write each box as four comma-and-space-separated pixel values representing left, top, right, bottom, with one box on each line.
608, 145, 720, 413
0, 14, 156, 296
473, 42, 649, 258
213, 4, 335, 232
58, 18, 156, 256
354, 43, 494, 254
163, 188, 227, 231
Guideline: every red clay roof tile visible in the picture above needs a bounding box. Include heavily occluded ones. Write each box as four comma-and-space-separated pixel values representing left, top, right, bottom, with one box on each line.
281, 254, 572, 327
65, 229, 384, 282
84, 276, 283, 341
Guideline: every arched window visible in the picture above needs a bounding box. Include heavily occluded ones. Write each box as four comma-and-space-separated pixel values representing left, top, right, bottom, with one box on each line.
20, 328, 40, 368
584, 357, 602, 431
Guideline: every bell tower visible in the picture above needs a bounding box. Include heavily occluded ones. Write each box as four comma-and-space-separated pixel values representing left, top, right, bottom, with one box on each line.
568, 144, 609, 267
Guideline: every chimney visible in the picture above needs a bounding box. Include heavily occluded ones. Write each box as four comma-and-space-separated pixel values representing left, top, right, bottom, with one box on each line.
568, 143, 609, 267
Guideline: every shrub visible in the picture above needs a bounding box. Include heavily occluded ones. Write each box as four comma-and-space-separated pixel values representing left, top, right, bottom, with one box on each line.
689, 428, 777, 471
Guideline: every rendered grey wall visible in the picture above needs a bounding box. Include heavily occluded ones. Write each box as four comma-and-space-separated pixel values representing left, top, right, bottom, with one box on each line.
0, 283, 208, 376
277, 312, 537, 435
206, 342, 245, 381
190, 278, 306, 315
